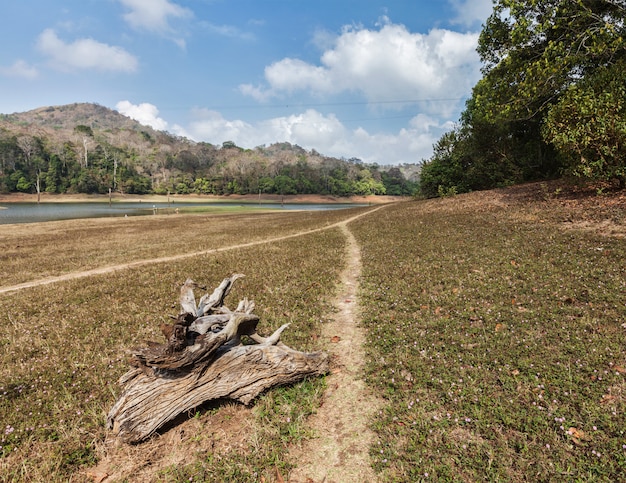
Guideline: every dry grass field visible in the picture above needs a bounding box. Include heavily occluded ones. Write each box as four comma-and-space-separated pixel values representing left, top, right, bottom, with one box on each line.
1, 181, 624, 482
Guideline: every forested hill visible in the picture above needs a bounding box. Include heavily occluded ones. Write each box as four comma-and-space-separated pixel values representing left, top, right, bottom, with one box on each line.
0, 103, 419, 197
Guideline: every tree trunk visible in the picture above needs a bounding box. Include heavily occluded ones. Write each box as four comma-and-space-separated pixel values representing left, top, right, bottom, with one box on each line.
36, 171, 41, 204
107, 274, 329, 443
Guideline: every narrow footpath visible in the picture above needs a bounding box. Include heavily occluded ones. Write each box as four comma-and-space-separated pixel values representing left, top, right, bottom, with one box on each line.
288, 223, 381, 483
1, 207, 385, 482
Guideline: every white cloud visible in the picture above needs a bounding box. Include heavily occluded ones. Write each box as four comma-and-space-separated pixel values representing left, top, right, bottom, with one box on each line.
200, 21, 255, 41
265, 59, 335, 94
118, 0, 192, 36
116, 100, 169, 131
239, 18, 481, 113
232, 17, 483, 163
36, 29, 138, 72
311, 28, 338, 52
179, 108, 254, 144
0, 60, 38, 79
178, 108, 448, 164
449, 0, 494, 28
262, 110, 348, 151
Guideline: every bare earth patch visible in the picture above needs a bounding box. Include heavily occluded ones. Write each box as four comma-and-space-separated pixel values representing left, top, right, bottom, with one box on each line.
419, 180, 626, 238
87, 403, 253, 482
287, 224, 382, 483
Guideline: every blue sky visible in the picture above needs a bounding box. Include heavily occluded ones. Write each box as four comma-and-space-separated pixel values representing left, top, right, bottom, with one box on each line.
0, 0, 493, 165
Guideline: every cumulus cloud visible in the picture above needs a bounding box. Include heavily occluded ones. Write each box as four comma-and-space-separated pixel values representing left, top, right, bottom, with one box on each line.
116, 100, 169, 131
239, 18, 481, 113
232, 17, 484, 162
0, 60, 38, 79
118, 0, 192, 46
179, 108, 447, 164
36, 29, 138, 72
118, 0, 191, 31
178, 109, 254, 145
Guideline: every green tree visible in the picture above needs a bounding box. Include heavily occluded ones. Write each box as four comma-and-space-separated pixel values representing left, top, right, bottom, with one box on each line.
476, 0, 625, 182
222, 141, 239, 150
258, 176, 275, 194
45, 154, 65, 193
274, 175, 297, 195
11, 171, 31, 192
175, 181, 190, 194
354, 169, 386, 195
328, 177, 353, 197
419, 130, 470, 198
74, 125, 94, 137
193, 177, 213, 194
381, 167, 417, 196
425, 0, 625, 195
124, 175, 152, 194
543, 60, 626, 186
226, 179, 241, 194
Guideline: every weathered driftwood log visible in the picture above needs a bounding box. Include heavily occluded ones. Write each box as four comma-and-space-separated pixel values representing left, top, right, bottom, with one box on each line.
107, 274, 329, 443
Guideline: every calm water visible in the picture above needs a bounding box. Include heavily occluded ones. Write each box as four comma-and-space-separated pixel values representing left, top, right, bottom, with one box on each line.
0, 201, 364, 225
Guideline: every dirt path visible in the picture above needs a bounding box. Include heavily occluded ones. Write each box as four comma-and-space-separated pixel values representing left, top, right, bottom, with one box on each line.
0, 208, 384, 295
2, 207, 385, 482
287, 223, 381, 483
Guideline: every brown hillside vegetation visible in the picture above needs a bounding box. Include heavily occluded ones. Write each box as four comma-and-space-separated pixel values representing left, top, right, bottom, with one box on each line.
2, 103, 146, 132
446, 180, 626, 238
0, 103, 420, 198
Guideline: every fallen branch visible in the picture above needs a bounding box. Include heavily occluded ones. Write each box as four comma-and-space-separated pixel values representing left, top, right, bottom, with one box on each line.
107, 274, 329, 443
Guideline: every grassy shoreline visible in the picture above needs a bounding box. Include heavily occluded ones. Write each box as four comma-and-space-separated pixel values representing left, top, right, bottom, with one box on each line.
0, 205, 361, 481
0, 207, 371, 288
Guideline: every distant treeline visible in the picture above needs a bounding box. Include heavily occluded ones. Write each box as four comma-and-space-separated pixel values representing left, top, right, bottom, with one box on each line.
0, 126, 417, 197
0, 131, 153, 195
165, 160, 416, 197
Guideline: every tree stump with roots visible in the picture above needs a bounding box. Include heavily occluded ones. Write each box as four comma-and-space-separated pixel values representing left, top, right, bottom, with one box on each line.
107, 274, 329, 443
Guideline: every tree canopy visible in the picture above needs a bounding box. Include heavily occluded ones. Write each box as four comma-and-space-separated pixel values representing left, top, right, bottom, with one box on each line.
420, 0, 626, 197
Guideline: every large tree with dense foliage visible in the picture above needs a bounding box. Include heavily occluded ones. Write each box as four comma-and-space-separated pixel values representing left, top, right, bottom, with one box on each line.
421, 0, 626, 196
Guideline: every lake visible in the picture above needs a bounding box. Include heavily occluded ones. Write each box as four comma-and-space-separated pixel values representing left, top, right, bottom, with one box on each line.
0, 201, 366, 225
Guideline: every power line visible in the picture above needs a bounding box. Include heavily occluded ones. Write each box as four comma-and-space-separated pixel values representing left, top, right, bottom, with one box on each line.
203, 97, 466, 110
341, 113, 421, 123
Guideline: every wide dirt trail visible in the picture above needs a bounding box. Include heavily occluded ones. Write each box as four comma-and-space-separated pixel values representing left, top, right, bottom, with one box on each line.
0, 208, 383, 295
288, 223, 381, 483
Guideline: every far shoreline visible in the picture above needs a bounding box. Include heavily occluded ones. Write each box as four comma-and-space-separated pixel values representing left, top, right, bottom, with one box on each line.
0, 192, 407, 205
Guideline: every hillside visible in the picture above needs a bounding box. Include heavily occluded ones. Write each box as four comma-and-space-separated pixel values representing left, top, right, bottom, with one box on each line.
0, 103, 419, 197
2, 103, 148, 132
